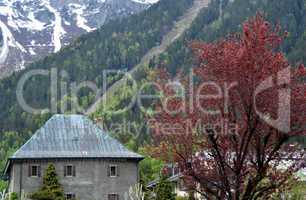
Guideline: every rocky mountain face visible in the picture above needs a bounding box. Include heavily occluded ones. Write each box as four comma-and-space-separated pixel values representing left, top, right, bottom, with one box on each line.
0, 0, 157, 75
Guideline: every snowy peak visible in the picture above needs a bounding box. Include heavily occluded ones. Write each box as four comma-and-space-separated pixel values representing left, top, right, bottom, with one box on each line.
0, 0, 158, 75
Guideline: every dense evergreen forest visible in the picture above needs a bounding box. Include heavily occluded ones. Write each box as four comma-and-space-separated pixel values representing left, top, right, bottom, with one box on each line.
1, 0, 306, 189
155, 0, 306, 73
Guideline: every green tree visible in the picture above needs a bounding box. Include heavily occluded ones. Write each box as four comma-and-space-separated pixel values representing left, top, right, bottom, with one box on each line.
29, 164, 65, 200
0, 180, 7, 193
155, 176, 175, 200
9, 192, 18, 200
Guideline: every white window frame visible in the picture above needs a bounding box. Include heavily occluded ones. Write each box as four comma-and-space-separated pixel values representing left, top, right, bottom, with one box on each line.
30, 165, 40, 177
65, 165, 74, 177
109, 165, 118, 177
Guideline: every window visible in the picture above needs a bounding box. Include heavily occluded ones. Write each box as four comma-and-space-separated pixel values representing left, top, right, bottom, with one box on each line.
65, 193, 76, 200
28, 165, 41, 177
108, 194, 119, 200
31, 165, 38, 176
108, 165, 118, 177
66, 166, 73, 176
64, 165, 76, 177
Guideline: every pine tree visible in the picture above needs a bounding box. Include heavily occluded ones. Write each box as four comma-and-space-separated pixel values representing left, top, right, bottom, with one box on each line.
155, 176, 175, 200
29, 164, 65, 200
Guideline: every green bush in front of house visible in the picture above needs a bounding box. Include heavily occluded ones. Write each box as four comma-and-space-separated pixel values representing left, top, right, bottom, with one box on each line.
29, 164, 65, 200
155, 176, 175, 200
9, 192, 18, 200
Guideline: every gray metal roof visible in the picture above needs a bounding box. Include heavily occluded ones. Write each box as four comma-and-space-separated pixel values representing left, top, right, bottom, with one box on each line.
10, 114, 143, 160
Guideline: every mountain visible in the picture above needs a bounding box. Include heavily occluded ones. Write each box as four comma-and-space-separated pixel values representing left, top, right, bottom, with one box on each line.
153, 0, 306, 74
0, 0, 306, 138
0, 0, 157, 76
0, 0, 194, 179
0, 0, 193, 131
1, 0, 306, 183
1, 0, 306, 192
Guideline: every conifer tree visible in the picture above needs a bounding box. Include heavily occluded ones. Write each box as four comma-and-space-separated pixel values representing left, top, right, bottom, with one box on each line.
29, 164, 65, 200
155, 176, 175, 200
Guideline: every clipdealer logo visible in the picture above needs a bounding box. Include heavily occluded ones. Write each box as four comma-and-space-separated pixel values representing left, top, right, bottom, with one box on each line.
254, 67, 291, 133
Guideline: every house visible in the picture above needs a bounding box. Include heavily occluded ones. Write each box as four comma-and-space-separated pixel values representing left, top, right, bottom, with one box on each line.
2, 114, 144, 200
147, 164, 196, 199
147, 174, 190, 199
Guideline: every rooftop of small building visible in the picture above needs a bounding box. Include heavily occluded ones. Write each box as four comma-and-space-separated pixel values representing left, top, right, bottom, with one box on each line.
3, 114, 143, 175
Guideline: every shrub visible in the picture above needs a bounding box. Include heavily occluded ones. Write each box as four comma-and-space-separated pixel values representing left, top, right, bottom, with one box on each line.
29, 164, 65, 200
155, 176, 175, 200
9, 192, 18, 200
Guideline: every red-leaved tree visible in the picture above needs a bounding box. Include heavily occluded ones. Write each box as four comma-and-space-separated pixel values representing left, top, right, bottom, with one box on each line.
149, 14, 306, 200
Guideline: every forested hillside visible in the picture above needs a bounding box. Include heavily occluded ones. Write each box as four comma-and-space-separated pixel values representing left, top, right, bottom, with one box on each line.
154, 0, 306, 74
1, 0, 306, 189
0, 0, 194, 134
93, 0, 306, 150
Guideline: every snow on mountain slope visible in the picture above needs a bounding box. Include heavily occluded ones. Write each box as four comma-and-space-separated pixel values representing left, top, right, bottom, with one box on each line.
0, 0, 158, 75
131, 0, 160, 4
42, 0, 66, 52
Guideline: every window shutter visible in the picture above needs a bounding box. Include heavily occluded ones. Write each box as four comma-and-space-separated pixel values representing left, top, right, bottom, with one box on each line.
64, 166, 67, 177
73, 166, 76, 177
28, 165, 31, 177
117, 166, 120, 177
37, 166, 41, 177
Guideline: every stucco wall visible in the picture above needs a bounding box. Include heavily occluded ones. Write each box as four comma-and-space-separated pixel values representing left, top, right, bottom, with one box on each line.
9, 158, 139, 200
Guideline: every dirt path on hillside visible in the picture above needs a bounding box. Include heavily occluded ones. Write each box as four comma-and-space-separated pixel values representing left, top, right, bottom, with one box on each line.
86, 0, 210, 115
